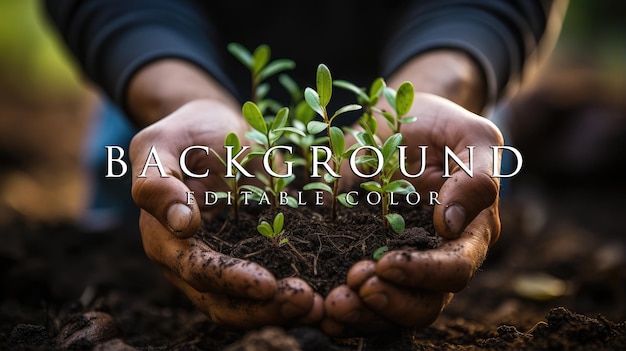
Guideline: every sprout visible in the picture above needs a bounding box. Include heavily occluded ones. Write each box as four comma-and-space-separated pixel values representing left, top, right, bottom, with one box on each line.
257, 212, 289, 247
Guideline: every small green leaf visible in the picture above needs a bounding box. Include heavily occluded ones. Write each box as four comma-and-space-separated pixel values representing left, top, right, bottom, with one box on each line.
242, 102, 267, 134
278, 74, 302, 102
307, 120, 327, 135
329, 126, 345, 156
252, 44, 271, 76
304, 87, 324, 117
382, 133, 403, 163
240, 184, 265, 198
259, 59, 295, 81
369, 77, 386, 103
383, 179, 416, 194
383, 87, 396, 111
337, 193, 354, 208
224, 132, 241, 151
274, 127, 306, 137
382, 111, 395, 127
257, 221, 274, 238
372, 246, 389, 260
214, 191, 230, 199
227, 42, 253, 69
245, 130, 269, 146
316, 64, 332, 107
286, 197, 298, 208
361, 181, 382, 192
272, 107, 289, 130
399, 116, 418, 124
294, 101, 315, 123
330, 104, 362, 121
385, 213, 406, 234
273, 212, 284, 233
395, 81, 415, 117
256, 82, 270, 101
303, 182, 333, 193
323, 172, 336, 183
333, 80, 368, 101
279, 237, 290, 245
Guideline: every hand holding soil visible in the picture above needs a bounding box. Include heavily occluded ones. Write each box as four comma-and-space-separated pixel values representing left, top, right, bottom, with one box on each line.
323, 93, 503, 335
129, 99, 324, 328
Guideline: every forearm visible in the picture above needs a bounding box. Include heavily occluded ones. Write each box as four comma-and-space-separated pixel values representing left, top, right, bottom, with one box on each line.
386, 50, 487, 115
126, 59, 239, 128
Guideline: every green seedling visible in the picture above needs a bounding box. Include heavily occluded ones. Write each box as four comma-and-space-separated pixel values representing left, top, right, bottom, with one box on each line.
228, 43, 295, 110
381, 81, 417, 134
278, 74, 323, 183
352, 81, 418, 233
209, 132, 254, 225
358, 132, 416, 233
372, 245, 389, 261
241, 101, 305, 208
303, 64, 362, 220
257, 212, 289, 247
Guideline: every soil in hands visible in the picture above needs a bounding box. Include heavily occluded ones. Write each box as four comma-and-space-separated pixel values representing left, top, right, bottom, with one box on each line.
199, 197, 440, 296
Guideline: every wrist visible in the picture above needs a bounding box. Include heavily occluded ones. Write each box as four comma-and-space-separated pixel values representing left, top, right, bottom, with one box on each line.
387, 50, 487, 114
126, 59, 239, 128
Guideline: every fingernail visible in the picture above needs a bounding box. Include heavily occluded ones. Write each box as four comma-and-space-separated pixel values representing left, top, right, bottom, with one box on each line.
380, 268, 406, 283
363, 292, 388, 310
166, 203, 192, 233
444, 204, 466, 236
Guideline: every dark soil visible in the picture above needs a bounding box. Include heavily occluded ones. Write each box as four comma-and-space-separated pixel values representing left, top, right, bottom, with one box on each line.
200, 200, 439, 296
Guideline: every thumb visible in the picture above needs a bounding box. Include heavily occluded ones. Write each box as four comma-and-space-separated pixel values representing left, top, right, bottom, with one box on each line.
433, 145, 499, 239
129, 136, 201, 239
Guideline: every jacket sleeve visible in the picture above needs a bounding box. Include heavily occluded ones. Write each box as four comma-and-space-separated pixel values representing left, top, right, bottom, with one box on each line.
44, 0, 237, 110
381, 0, 565, 105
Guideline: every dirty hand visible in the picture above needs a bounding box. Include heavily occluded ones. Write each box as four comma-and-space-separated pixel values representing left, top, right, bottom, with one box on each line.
323, 53, 503, 334
129, 97, 323, 328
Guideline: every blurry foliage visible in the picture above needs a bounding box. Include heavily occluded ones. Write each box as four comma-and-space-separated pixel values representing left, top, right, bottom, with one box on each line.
0, 0, 82, 96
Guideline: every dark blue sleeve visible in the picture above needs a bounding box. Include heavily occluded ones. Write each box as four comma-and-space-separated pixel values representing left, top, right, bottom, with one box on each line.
44, 0, 237, 110
381, 0, 553, 103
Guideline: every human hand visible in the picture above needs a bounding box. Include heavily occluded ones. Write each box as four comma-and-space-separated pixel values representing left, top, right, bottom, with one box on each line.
323, 92, 502, 335
129, 99, 323, 328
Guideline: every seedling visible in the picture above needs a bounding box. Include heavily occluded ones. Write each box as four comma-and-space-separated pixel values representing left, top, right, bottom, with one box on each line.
240, 101, 304, 208
353, 81, 418, 233
257, 212, 289, 247
381, 82, 417, 134
303, 64, 362, 220
228, 43, 295, 109
209, 132, 254, 224
278, 74, 323, 183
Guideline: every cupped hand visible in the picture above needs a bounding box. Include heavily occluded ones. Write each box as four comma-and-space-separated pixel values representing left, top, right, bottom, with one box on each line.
129, 99, 323, 328
323, 93, 503, 335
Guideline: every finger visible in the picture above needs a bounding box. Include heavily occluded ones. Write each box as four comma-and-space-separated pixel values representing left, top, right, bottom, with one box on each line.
346, 260, 376, 289
433, 119, 503, 239
359, 276, 450, 328
322, 285, 394, 336
140, 211, 277, 299
165, 272, 320, 329
129, 127, 201, 239
376, 207, 498, 292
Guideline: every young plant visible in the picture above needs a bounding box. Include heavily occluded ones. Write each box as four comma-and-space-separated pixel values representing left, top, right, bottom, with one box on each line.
381, 82, 417, 134
240, 101, 304, 208
228, 43, 295, 109
257, 212, 289, 247
358, 133, 416, 233
303, 64, 362, 220
209, 132, 253, 225
278, 74, 324, 183
353, 81, 418, 234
